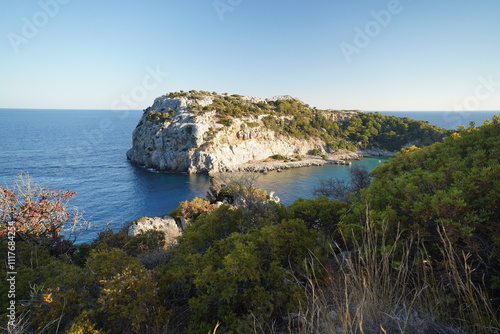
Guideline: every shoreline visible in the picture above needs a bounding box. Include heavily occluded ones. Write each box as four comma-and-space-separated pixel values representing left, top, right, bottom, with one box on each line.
210, 149, 395, 175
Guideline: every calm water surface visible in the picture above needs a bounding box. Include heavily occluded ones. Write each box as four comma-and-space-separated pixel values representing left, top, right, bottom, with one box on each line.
0, 109, 497, 242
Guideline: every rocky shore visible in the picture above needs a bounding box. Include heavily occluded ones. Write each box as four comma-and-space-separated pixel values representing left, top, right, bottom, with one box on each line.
211, 149, 395, 174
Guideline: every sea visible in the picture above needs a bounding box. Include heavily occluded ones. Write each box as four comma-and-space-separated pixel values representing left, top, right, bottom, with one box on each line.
0, 109, 498, 243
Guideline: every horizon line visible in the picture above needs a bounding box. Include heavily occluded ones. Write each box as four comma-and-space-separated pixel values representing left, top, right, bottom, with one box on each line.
1, 107, 499, 113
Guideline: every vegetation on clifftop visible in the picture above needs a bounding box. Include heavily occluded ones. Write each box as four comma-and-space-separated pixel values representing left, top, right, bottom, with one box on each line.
150, 90, 452, 152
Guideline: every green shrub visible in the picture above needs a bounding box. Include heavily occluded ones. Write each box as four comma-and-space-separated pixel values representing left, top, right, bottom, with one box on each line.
344, 117, 500, 293
69, 242, 93, 267
271, 154, 287, 160
245, 122, 260, 128
94, 263, 170, 333
0, 242, 54, 319
68, 320, 109, 334
92, 230, 165, 257
158, 216, 326, 333
31, 261, 94, 332
146, 110, 172, 122
288, 196, 349, 237
218, 118, 233, 127
165, 91, 189, 98
170, 197, 218, 221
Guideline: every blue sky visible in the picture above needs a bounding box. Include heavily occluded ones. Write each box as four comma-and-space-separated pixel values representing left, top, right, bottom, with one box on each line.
0, 0, 499, 111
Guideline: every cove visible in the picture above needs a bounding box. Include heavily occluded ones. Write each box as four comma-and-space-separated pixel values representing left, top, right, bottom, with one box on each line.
249, 157, 389, 205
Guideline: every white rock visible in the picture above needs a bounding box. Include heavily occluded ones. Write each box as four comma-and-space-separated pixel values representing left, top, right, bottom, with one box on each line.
128, 215, 181, 247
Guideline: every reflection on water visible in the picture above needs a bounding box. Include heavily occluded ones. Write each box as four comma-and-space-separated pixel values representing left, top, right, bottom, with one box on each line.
250, 157, 389, 205
188, 173, 212, 195
176, 157, 388, 208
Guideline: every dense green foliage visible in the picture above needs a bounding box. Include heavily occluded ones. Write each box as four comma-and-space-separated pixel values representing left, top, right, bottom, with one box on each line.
190, 93, 272, 117
263, 109, 451, 151
343, 112, 450, 150
288, 196, 349, 237
159, 205, 326, 333
0, 230, 170, 333
344, 117, 500, 291
0, 177, 173, 333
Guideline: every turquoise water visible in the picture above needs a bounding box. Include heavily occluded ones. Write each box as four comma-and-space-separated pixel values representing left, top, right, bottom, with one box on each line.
0, 108, 497, 242
252, 158, 386, 204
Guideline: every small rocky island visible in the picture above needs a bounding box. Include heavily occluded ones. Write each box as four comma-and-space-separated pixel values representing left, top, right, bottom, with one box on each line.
127, 90, 451, 174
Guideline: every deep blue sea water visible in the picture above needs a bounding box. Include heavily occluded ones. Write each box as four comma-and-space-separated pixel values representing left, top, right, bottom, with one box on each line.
1, 109, 498, 243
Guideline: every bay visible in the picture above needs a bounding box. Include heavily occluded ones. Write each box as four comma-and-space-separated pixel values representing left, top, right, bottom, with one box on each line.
0, 108, 498, 243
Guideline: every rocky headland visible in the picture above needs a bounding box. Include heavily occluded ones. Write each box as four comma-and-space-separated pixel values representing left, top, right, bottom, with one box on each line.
127, 90, 449, 174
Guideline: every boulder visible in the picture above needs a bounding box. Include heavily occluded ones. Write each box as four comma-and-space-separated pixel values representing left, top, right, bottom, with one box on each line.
128, 215, 181, 248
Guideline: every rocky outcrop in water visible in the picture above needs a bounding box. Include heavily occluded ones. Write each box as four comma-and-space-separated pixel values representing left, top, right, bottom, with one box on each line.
127, 92, 359, 174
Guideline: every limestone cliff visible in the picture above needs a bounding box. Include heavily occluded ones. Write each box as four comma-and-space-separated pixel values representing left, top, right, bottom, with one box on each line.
127, 93, 332, 173
127, 91, 450, 174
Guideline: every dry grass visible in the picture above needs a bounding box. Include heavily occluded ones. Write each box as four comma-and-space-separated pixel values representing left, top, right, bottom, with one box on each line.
276, 215, 499, 334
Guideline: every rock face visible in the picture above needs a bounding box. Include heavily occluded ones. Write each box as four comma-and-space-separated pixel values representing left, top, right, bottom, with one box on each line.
128, 215, 182, 247
127, 93, 350, 174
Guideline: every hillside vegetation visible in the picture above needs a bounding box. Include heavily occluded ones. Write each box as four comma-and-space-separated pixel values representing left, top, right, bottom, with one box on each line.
154, 90, 452, 152
348, 117, 500, 292
1, 117, 499, 333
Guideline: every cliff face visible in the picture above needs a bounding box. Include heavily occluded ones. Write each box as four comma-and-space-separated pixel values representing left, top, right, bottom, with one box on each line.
127, 94, 336, 173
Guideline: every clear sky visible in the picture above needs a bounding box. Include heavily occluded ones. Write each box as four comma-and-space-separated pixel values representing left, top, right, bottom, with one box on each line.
0, 0, 499, 111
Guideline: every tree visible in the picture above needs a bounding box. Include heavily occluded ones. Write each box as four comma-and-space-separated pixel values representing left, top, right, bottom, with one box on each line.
28, 248, 170, 333
0, 173, 90, 251
313, 164, 371, 201
170, 197, 218, 222
206, 173, 284, 223
349, 164, 371, 192
288, 196, 349, 237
